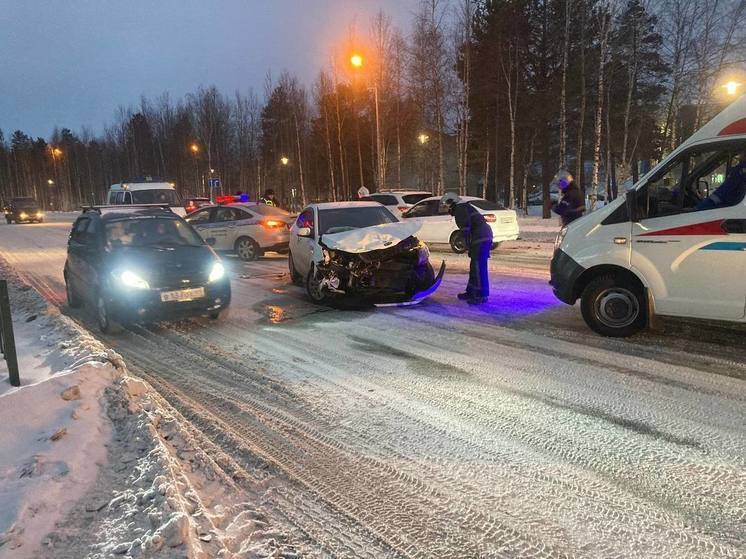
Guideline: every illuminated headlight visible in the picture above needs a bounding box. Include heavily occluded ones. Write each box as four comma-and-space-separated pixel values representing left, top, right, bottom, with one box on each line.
36, 211, 44, 218
554, 226, 568, 252
118, 270, 150, 289
417, 243, 430, 266
19, 212, 28, 219
208, 262, 225, 283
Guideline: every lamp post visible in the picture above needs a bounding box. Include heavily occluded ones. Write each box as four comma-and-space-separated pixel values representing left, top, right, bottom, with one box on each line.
350, 53, 384, 191
190, 143, 200, 194
49, 147, 62, 209
723, 80, 742, 97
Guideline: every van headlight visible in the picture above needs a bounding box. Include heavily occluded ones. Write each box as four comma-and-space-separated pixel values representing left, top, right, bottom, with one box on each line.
208, 262, 225, 282
554, 227, 568, 252
118, 270, 150, 289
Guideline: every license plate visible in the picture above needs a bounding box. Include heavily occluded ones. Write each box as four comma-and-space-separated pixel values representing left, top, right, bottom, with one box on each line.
160, 287, 205, 302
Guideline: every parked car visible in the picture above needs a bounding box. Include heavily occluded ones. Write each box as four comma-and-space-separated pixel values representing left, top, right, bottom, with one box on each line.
288, 201, 445, 304
4, 197, 44, 224
184, 197, 212, 214
400, 196, 519, 253
185, 202, 292, 261
64, 206, 230, 333
361, 190, 432, 218
107, 178, 185, 216
551, 94, 746, 337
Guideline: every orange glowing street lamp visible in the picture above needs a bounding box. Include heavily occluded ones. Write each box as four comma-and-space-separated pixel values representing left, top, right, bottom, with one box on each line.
190, 143, 200, 154
723, 80, 742, 96
350, 53, 364, 68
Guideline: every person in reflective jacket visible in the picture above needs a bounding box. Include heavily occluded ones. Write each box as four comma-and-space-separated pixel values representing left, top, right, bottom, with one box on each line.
441, 193, 493, 304
552, 175, 585, 226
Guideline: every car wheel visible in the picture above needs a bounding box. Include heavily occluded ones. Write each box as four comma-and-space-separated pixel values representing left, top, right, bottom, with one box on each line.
96, 294, 120, 334
491, 242, 501, 250
6, 217, 12, 224
449, 231, 467, 254
288, 252, 303, 285
580, 274, 646, 337
235, 236, 260, 261
306, 267, 330, 304
65, 276, 81, 308
208, 311, 221, 320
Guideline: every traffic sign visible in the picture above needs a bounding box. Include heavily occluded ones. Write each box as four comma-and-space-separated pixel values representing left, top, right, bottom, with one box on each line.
208, 177, 221, 189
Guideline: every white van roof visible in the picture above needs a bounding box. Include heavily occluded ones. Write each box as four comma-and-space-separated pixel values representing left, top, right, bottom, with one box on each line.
678, 94, 746, 151
109, 181, 176, 191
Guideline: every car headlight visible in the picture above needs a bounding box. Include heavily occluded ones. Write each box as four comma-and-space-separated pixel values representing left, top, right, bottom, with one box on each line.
19, 212, 27, 219
417, 243, 430, 266
208, 262, 225, 283
118, 270, 150, 289
554, 226, 568, 252
36, 211, 43, 218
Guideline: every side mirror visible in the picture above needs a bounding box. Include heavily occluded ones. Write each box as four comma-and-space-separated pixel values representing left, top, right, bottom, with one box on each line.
297, 226, 313, 238
205, 238, 216, 246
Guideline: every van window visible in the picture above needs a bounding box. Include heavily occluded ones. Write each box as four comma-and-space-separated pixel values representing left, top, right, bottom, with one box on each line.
642, 159, 686, 218
109, 192, 117, 204
131, 189, 181, 206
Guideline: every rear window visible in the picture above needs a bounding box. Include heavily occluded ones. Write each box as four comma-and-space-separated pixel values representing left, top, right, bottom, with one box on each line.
371, 194, 399, 206
470, 199, 505, 211
130, 189, 182, 206
402, 193, 430, 204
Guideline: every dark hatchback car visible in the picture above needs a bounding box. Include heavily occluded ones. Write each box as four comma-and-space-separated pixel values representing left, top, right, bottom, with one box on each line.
4, 197, 44, 223
64, 206, 231, 333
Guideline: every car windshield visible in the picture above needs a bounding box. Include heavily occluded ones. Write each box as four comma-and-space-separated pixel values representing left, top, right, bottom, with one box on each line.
105, 217, 203, 248
13, 198, 38, 208
250, 205, 290, 216
131, 189, 182, 206
402, 193, 430, 204
470, 199, 505, 211
318, 206, 398, 235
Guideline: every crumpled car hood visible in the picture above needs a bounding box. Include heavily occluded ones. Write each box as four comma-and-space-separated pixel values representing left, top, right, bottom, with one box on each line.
321, 222, 421, 253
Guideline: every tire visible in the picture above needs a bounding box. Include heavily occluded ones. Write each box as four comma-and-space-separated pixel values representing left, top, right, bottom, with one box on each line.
288, 252, 303, 285
208, 311, 221, 320
96, 293, 120, 334
491, 242, 501, 251
235, 236, 260, 261
306, 267, 330, 305
580, 274, 646, 337
449, 231, 467, 254
6, 217, 12, 224
65, 275, 81, 308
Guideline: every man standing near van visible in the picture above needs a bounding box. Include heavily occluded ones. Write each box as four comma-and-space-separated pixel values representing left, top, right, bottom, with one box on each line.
552, 175, 585, 226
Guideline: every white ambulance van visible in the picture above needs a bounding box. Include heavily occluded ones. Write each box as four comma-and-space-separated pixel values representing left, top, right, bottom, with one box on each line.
551, 95, 746, 337
107, 178, 186, 217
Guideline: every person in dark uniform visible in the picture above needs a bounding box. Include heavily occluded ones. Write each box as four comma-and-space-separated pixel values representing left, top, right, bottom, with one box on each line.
441, 193, 493, 305
552, 175, 585, 226
259, 189, 278, 206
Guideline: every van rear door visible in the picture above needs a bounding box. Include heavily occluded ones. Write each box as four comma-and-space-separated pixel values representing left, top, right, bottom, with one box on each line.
630, 145, 746, 320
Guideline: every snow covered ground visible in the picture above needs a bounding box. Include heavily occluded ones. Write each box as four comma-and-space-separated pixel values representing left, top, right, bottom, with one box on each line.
0, 214, 744, 558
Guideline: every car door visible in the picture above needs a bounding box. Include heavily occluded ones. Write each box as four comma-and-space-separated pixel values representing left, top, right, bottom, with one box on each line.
211, 207, 242, 250
67, 217, 97, 302
290, 208, 316, 277
402, 199, 450, 242
184, 207, 214, 243
630, 143, 746, 320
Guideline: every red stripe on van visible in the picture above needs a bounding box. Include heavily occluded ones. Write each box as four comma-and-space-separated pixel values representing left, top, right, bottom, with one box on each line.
639, 220, 725, 236
719, 118, 746, 136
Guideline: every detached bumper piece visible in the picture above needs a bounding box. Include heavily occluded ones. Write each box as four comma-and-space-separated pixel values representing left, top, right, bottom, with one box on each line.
549, 249, 585, 305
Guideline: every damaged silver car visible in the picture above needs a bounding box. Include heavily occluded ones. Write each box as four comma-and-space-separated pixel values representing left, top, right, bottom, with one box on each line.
288, 202, 446, 305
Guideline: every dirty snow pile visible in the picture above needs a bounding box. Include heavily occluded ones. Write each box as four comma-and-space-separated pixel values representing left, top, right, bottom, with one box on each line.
0, 267, 300, 558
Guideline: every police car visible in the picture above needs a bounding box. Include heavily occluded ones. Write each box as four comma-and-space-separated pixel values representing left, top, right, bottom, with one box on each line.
551, 95, 746, 337
185, 202, 293, 261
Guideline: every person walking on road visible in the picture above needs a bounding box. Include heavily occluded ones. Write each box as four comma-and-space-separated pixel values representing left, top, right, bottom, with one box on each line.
441, 192, 493, 305
552, 175, 585, 226
259, 189, 278, 207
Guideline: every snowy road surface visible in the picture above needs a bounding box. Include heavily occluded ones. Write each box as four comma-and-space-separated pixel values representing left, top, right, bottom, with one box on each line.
1, 215, 745, 558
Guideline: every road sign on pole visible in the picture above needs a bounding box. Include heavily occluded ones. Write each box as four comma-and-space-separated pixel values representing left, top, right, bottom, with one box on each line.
208, 178, 222, 189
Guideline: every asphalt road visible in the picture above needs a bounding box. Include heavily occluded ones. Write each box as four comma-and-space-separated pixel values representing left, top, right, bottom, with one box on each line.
1, 214, 744, 558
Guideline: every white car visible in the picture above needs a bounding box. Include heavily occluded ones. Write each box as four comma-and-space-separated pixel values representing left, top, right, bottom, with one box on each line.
185, 203, 292, 260
288, 201, 444, 304
400, 196, 519, 253
551, 94, 746, 337
361, 190, 432, 218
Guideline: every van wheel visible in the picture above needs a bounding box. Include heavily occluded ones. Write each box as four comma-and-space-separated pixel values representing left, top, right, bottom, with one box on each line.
580, 274, 646, 337
65, 275, 81, 308
306, 268, 330, 305
288, 252, 303, 285
235, 236, 260, 261
449, 231, 467, 254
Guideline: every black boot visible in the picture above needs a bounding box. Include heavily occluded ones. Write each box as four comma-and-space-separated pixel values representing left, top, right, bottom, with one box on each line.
457, 292, 471, 301
467, 295, 488, 305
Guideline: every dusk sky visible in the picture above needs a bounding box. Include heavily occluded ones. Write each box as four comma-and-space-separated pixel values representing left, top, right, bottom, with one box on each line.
0, 0, 416, 138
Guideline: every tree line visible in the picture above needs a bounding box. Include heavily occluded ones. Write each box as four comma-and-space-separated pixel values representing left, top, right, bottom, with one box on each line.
1, 0, 744, 216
